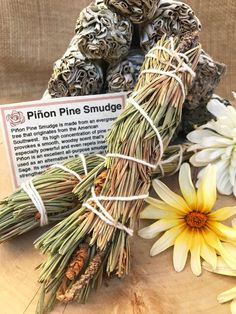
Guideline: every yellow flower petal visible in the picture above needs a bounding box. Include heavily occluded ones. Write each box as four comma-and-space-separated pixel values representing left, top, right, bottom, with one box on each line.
231, 299, 236, 314
200, 238, 217, 270
203, 257, 236, 276
150, 224, 184, 256
140, 205, 169, 220
146, 197, 182, 213
190, 232, 202, 276
232, 218, 236, 228
201, 228, 219, 248
179, 163, 197, 209
218, 287, 236, 304
210, 221, 236, 241
173, 228, 192, 273
202, 261, 213, 272
209, 207, 236, 221
222, 243, 236, 259
152, 179, 189, 213
201, 228, 236, 269
197, 165, 217, 212
138, 219, 180, 239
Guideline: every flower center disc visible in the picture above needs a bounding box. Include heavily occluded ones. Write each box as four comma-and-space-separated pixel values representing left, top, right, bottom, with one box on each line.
185, 212, 208, 228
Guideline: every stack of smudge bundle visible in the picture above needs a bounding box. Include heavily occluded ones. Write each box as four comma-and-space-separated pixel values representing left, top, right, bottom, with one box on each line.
47, 0, 226, 136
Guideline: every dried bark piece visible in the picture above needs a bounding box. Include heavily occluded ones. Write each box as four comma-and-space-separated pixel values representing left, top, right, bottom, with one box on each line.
140, 0, 201, 53
104, 0, 158, 24
48, 36, 104, 98
180, 51, 226, 135
184, 50, 226, 110
106, 50, 144, 93
75, 5, 133, 63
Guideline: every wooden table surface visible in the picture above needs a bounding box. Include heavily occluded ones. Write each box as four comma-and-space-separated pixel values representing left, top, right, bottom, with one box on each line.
0, 133, 236, 314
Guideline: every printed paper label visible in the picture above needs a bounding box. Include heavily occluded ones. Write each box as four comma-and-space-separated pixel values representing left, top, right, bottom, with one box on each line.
0, 93, 126, 188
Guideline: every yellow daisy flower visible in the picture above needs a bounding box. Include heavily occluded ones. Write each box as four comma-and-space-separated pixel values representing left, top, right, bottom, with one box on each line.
139, 163, 236, 276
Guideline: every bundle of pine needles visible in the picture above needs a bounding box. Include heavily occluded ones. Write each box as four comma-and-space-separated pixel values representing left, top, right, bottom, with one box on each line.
35, 34, 201, 313
0, 155, 104, 243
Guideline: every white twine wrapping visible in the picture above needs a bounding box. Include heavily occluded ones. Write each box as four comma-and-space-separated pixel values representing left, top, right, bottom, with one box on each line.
83, 187, 149, 236
95, 154, 107, 160
22, 154, 89, 227
51, 153, 88, 179
51, 164, 83, 181
79, 153, 88, 175
22, 179, 48, 226
145, 38, 196, 99
106, 153, 156, 169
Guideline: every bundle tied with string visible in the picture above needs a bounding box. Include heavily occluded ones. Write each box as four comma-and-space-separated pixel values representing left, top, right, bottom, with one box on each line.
106, 49, 144, 93
104, 0, 158, 24
0, 143, 190, 245
75, 4, 133, 63
48, 36, 104, 98
0, 154, 105, 243
34, 33, 201, 312
140, 0, 201, 53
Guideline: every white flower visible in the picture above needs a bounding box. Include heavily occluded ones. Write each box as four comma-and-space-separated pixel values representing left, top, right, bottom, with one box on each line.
187, 96, 236, 197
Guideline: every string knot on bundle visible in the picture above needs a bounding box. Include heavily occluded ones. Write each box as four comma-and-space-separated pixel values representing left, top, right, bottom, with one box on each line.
21, 154, 89, 226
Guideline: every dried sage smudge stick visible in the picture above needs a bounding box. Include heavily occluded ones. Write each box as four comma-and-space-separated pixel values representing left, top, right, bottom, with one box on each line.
75, 4, 133, 63
140, 0, 201, 53
106, 49, 144, 93
48, 36, 104, 98
35, 34, 201, 312
0, 155, 104, 243
104, 0, 158, 24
